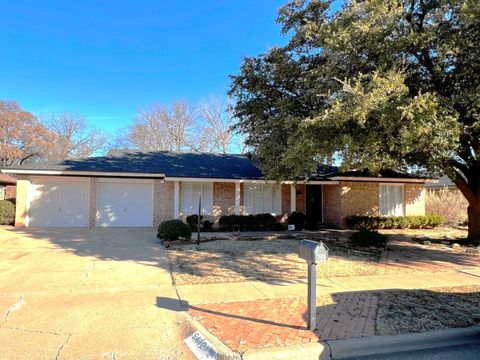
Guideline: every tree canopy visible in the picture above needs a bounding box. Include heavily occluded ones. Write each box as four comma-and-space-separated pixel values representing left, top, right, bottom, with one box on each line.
0, 100, 54, 167
229, 0, 480, 239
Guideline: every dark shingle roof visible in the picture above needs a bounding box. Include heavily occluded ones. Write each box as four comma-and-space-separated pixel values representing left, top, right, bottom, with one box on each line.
3, 150, 425, 181
7, 151, 265, 179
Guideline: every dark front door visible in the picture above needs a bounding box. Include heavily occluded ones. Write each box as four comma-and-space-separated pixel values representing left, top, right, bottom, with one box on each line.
306, 185, 322, 225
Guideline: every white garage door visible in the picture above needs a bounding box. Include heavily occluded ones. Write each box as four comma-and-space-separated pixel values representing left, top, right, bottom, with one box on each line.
29, 179, 90, 227
96, 179, 154, 227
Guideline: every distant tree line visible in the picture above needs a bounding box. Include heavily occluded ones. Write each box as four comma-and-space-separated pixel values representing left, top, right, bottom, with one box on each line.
0, 96, 242, 168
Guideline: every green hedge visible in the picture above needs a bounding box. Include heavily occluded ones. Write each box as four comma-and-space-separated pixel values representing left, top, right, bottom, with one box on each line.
218, 213, 278, 231
0, 200, 15, 225
345, 215, 444, 230
157, 220, 192, 241
349, 229, 388, 249
288, 211, 307, 230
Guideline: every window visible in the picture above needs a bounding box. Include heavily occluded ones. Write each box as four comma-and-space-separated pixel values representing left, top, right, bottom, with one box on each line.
180, 182, 213, 216
379, 184, 404, 216
244, 184, 281, 215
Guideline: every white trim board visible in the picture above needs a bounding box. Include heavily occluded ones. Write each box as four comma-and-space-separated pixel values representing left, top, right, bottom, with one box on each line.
2, 169, 165, 178
330, 176, 427, 183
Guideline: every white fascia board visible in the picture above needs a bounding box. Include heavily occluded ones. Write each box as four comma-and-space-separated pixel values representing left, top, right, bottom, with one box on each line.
1, 169, 165, 178
165, 177, 279, 184
164, 177, 341, 185
329, 176, 428, 183
306, 180, 340, 185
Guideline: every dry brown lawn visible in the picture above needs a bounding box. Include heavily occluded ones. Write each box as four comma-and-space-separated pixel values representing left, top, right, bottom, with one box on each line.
375, 285, 480, 335
167, 238, 421, 285
381, 226, 468, 240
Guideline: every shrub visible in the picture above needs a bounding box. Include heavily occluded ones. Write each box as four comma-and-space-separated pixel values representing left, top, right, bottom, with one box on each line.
157, 220, 191, 241
186, 214, 203, 232
218, 214, 281, 231
345, 215, 444, 230
426, 214, 444, 227
254, 213, 277, 230
201, 219, 214, 232
349, 229, 388, 249
288, 211, 307, 230
0, 200, 15, 225
426, 189, 467, 226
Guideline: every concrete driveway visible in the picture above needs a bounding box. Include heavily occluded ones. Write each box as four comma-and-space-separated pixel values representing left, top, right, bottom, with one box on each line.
0, 227, 194, 360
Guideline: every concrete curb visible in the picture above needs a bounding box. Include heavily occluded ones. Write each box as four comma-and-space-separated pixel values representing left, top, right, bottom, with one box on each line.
237, 326, 480, 360
326, 325, 480, 359
182, 311, 241, 360
242, 342, 330, 360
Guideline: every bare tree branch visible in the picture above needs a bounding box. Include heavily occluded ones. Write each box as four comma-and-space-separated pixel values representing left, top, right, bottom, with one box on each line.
41, 112, 107, 160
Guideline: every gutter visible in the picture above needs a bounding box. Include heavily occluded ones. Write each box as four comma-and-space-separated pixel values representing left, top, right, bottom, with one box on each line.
0, 169, 166, 178
329, 176, 435, 183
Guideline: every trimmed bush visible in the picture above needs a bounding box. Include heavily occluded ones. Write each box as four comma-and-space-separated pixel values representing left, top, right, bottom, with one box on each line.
157, 220, 191, 241
0, 200, 15, 225
186, 214, 203, 232
254, 213, 277, 230
201, 220, 214, 232
345, 215, 444, 230
288, 211, 307, 230
218, 214, 282, 231
349, 229, 388, 249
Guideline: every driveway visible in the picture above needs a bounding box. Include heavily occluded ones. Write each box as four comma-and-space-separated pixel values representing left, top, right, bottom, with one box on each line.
0, 227, 193, 360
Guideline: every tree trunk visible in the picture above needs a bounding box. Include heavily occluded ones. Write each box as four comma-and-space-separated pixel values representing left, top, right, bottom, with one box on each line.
467, 200, 480, 244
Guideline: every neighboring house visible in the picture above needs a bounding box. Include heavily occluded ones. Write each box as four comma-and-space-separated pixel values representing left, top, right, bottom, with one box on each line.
0, 151, 428, 228
425, 175, 457, 191
0, 174, 16, 201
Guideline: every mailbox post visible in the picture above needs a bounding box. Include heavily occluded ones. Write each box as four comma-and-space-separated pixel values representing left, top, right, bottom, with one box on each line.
298, 240, 329, 331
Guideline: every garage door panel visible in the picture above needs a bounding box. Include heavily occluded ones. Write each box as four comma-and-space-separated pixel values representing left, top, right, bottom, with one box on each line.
29, 182, 90, 227
96, 181, 153, 227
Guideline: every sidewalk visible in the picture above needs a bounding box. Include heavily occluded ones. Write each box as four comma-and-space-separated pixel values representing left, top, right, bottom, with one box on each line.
176, 268, 480, 305
177, 269, 480, 356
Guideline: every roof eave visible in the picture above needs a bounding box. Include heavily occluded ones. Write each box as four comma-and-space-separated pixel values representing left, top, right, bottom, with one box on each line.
328, 176, 431, 183
1, 169, 166, 178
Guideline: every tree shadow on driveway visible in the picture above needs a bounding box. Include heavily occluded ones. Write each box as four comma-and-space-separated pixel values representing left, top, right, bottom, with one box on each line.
4, 227, 479, 287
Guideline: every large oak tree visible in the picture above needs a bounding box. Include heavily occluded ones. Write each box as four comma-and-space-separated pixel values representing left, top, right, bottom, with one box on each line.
229, 0, 480, 240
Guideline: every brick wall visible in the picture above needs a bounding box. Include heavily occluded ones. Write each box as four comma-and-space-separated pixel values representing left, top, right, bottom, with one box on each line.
295, 184, 306, 214
281, 184, 291, 217
323, 185, 342, 226
213, 182, 236, 219
405, 183, 425, 216
4, 185, 16, 200
153, 180, 175, 227
324, 182, 426, 228
340, 181, 380, 218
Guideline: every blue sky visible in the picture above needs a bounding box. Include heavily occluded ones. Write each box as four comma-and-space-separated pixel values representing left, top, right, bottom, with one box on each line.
0, 0, 288, 133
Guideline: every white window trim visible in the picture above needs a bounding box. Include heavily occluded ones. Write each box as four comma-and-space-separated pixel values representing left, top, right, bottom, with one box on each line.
243, 183, 281, 215
379, 183, 405, 217
179, 181, 213, 216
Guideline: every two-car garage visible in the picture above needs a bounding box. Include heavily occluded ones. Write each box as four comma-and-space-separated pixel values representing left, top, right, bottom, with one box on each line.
28, 177, 154, 227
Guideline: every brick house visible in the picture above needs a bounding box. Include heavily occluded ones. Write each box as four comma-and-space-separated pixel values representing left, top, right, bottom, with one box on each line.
0, 151, 427, 228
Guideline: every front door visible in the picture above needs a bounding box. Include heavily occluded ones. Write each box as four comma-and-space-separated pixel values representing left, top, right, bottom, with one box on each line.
306, 185, 322, 225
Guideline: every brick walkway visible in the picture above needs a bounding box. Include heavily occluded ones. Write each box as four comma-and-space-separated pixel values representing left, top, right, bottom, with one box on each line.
189, 292, 378, 353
